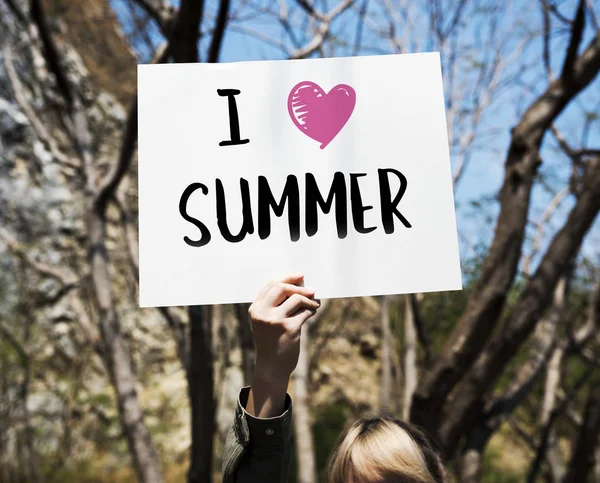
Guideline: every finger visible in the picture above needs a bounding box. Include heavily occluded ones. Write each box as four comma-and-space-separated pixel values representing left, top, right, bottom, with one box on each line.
255, 274, 304, 302
256, 279, 278, 301
278, 293, 320, 316
265, 282, 316, 307
287, 308, 317, 330
280, 273, 304, 284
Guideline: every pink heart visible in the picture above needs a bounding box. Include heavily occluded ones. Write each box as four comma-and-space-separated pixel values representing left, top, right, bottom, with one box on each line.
288, 81, 356, 149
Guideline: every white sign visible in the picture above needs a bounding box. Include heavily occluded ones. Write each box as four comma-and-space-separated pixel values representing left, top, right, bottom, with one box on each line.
138, 53, 462, 307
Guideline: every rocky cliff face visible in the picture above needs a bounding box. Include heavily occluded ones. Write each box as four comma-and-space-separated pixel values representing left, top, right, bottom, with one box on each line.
0, 0, 179, 477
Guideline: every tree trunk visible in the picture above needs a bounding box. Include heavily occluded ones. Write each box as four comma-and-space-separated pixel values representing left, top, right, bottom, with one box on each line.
88, 214, 164, 483
541, 348, 565, 482
403, 294, 418, 421
292, 327, 317, 483
459, 447, 482, 483
158, 306, 190, 376
291, 301, 333, 483
563, 386, 600, 483
594, 446, 600, 483
188, 305, 215, 483
234, 303, 255, 385
380, 295, 393, 414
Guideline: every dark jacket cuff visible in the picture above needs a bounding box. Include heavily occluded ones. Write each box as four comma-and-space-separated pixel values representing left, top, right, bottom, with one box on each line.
234, 386, 292, 449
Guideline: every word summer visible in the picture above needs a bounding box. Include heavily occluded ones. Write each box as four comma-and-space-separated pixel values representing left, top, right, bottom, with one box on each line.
179, 169, 412, 247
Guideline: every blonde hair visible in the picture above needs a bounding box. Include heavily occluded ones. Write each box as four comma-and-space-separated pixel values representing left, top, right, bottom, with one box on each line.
328, 417, 446, 483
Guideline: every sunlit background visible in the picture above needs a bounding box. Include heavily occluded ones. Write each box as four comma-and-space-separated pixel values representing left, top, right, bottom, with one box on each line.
0, 0, 599, 482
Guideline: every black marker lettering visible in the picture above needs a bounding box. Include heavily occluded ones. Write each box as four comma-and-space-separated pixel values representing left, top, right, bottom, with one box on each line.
216, 178, 254, 242
258, 175, 300, 241
350, 173, 376, 234
179, 182, 211, 247
217, 89, 250, 147
378, 168, 411, 232
305, 172, 347, 238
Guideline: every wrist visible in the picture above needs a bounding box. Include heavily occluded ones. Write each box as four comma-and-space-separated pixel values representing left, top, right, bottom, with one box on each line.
247, 361, 290, 418
253, 360, 292, 388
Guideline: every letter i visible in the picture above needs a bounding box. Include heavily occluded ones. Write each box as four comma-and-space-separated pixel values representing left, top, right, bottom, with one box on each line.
217, 89, 250, 146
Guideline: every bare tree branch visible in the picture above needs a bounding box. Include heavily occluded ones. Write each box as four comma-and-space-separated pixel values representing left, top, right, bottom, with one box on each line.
295, 0, 323, 21
158, 306, 189, 373
571, 280, 600, 348
169, 0, 205, 63
551, 124, 577, 156
522, 186, 570, 277
412, 31, 600, 437
541, 0, 553, 79
528, 368, 597, 483
352, 0, 369, 55
441, 0, 467, 39
488, 275, 568, 420
208, 0, 231, 63
560, 0, 586, 80
436, 157, 600, 454
563, 384, 600, 482
0, 322, 28, 365
130, 0, 176, 36
290, 0, 353, 59
0, 227, 78, 288
539, 348, 566, 481
124, 0, 159, 58
99, 0, 201, 214
544, 1, 575, 24
275, 0, 301, 49
29, 0, 72, 103
95, 42, 168, 215
410, 293, 431, 366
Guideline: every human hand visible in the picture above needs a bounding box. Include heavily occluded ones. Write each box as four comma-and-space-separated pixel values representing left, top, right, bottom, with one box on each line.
249, 274, 320, 381
246, 274, 319, 417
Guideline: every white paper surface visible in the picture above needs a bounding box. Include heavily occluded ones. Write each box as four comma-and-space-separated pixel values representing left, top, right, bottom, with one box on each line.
138, 53, 462, 307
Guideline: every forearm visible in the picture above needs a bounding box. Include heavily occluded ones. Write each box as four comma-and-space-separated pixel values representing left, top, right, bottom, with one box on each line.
246, 362, 290, 418
223, 275, 316, 482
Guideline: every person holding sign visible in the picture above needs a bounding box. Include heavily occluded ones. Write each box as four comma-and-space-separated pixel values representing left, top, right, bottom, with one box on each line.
222, 275, 447, 483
